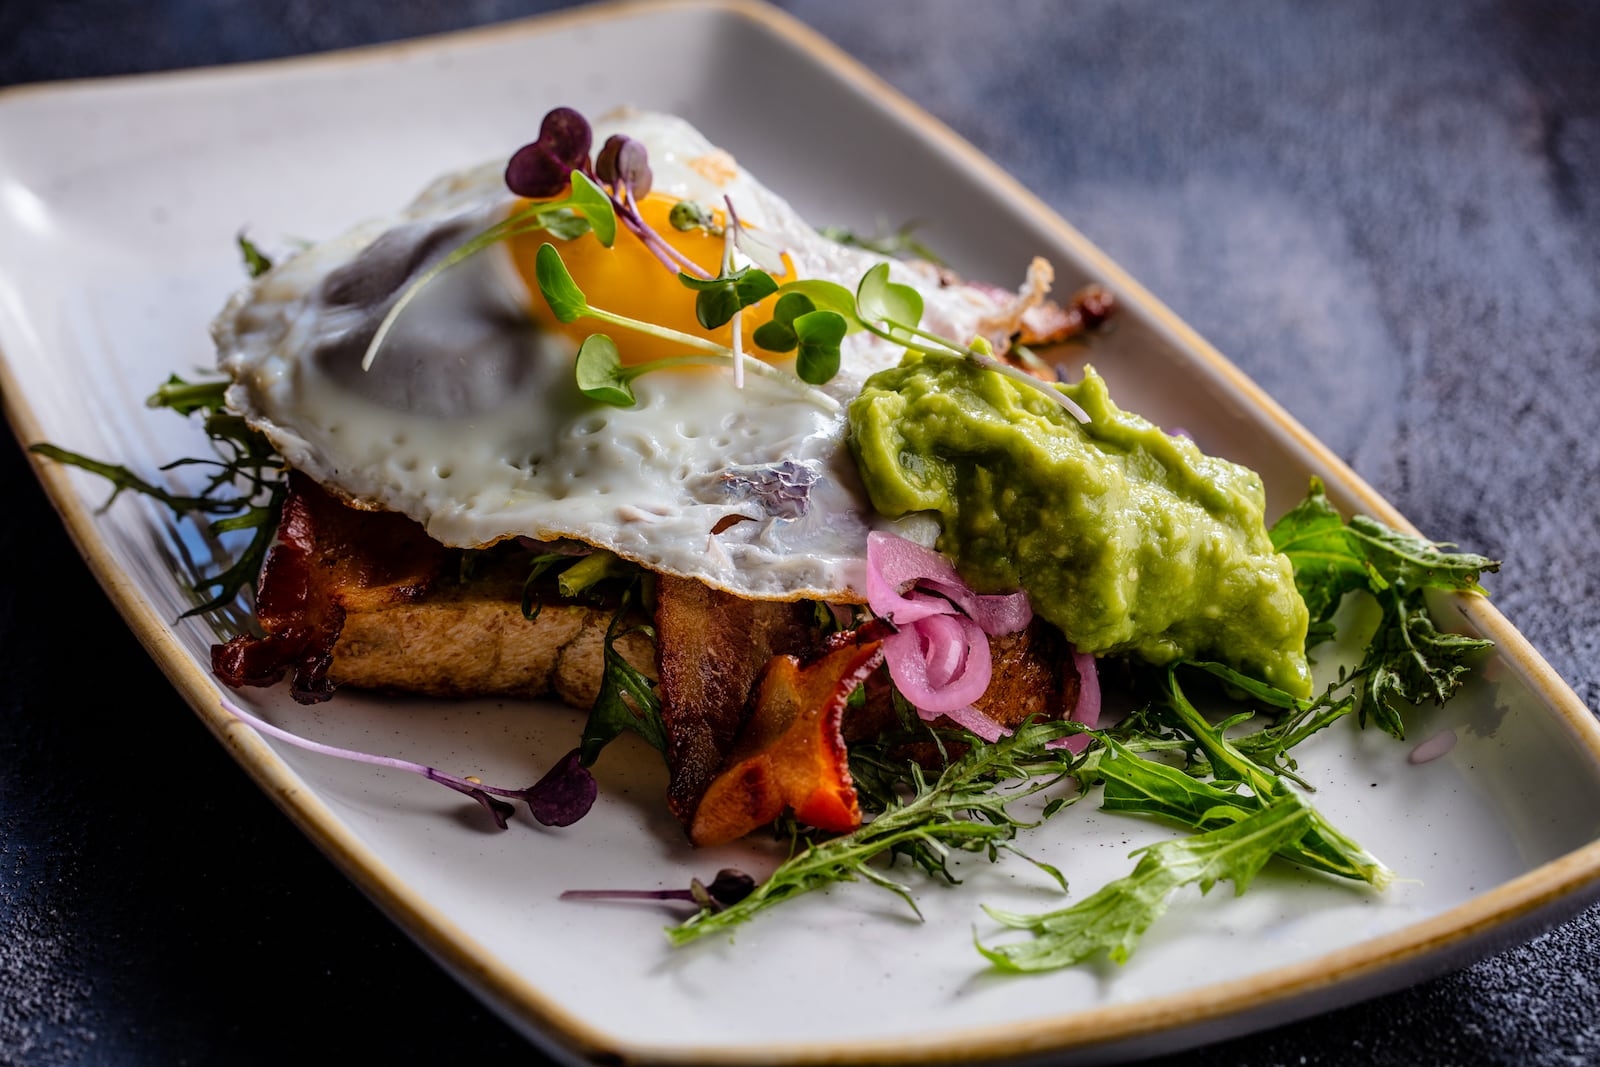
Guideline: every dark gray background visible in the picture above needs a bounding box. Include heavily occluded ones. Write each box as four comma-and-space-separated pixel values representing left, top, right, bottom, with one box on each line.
2, 1, 1598, 1064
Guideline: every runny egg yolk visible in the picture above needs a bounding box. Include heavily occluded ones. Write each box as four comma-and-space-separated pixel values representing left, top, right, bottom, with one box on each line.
508, 191, 788, 366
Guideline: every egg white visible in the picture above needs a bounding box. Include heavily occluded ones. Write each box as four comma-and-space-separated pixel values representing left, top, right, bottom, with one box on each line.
213, 108, 1018, 601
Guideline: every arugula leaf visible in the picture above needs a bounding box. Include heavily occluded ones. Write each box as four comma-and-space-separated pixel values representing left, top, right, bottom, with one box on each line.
977, 793, 1313, 971
1270, 477, 1499, 737
1094, 737, 1367, 881
1359, 588, 1494, 737
1156, 670, 1390, 886
1351, 515, 1497, 594
31, 376, 286, 618
1269, 480, 1371, 623
1271, 477, 1498, 624
667, 720, 1083, 945
578, 580, 667, 765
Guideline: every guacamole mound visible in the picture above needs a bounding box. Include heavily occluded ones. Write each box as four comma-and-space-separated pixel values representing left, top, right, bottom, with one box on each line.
847, 353, 1312, 698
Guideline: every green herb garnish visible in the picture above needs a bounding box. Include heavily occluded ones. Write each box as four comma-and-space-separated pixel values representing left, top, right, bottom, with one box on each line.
30, 376, 285, 618
578, 577, 668, 765
533, 243, 841, 411
665, 480, 1497, 972
1271, 477, 1498, 737
668, 720, 1083, 945
979, 793, 1314, 971
819, 220, 946, 267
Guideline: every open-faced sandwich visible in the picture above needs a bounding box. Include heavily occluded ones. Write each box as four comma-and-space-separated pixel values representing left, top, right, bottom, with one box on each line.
36, 105, 1500, 969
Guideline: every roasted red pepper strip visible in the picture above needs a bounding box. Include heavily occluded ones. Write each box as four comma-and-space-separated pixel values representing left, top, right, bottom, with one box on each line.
689, 639, 884, 847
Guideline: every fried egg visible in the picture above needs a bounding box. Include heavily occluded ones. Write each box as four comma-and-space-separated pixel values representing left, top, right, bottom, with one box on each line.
213, 108, 1027, 601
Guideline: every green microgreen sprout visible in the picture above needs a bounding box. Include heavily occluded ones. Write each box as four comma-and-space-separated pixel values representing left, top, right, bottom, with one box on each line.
361, 171, 616, 371
852, 262, 1091, 424
751, 292, 849, 384
669, 199, 723, 235
533, 243, 841, 412
679, 264, 779, 331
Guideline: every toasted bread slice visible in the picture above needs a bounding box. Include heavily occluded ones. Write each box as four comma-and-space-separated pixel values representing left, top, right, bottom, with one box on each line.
329, 565, 654, 708
213, 472, 654, 706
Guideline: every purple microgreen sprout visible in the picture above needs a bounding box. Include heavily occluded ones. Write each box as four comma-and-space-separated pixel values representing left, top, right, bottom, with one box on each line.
853, 262, 1090, 424
533, 243, 841, 412
505, 106, 594, 197
374, 106, 722, 373
594, 134, 653, 203
216, 694, 596, 829
523, 748, 600, 827
509, 108, 707, 280
561, 868, 757, 912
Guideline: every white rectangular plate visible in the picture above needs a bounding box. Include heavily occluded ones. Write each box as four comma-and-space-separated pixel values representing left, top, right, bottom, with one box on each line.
3, 2, 1599, 1063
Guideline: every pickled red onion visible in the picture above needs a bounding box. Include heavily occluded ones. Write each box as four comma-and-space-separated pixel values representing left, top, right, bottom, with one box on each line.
866, 531, 1031, 634
1052, 648, 1102, 754
881, 612, 993, 713
866, 531, 1100, 751
868, 531, 1017, 732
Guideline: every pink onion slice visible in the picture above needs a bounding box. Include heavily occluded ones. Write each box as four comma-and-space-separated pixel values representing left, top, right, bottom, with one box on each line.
1407, 729, 1457, 765
866, 531, 1031, 634
867, 531, 960, 624
866, 530, 1040, 742
916, 612, 970, 689
936, 703, 1009, 743
882, 614, 992, 714
1051, 647, 1103, 753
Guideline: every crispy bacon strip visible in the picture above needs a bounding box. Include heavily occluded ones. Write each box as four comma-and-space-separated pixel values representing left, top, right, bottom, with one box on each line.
211, 472, 447, 703
653, 575, 818, 824
1014, 283, 1115, 348
954, 258, 1116, 358
690, 640, 884, 847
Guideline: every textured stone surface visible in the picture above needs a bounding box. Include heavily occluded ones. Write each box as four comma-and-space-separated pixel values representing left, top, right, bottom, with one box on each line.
2, 1, 1597, 1064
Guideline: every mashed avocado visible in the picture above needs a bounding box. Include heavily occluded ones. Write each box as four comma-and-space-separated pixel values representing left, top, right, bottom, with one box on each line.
848, 353, 1311, 697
